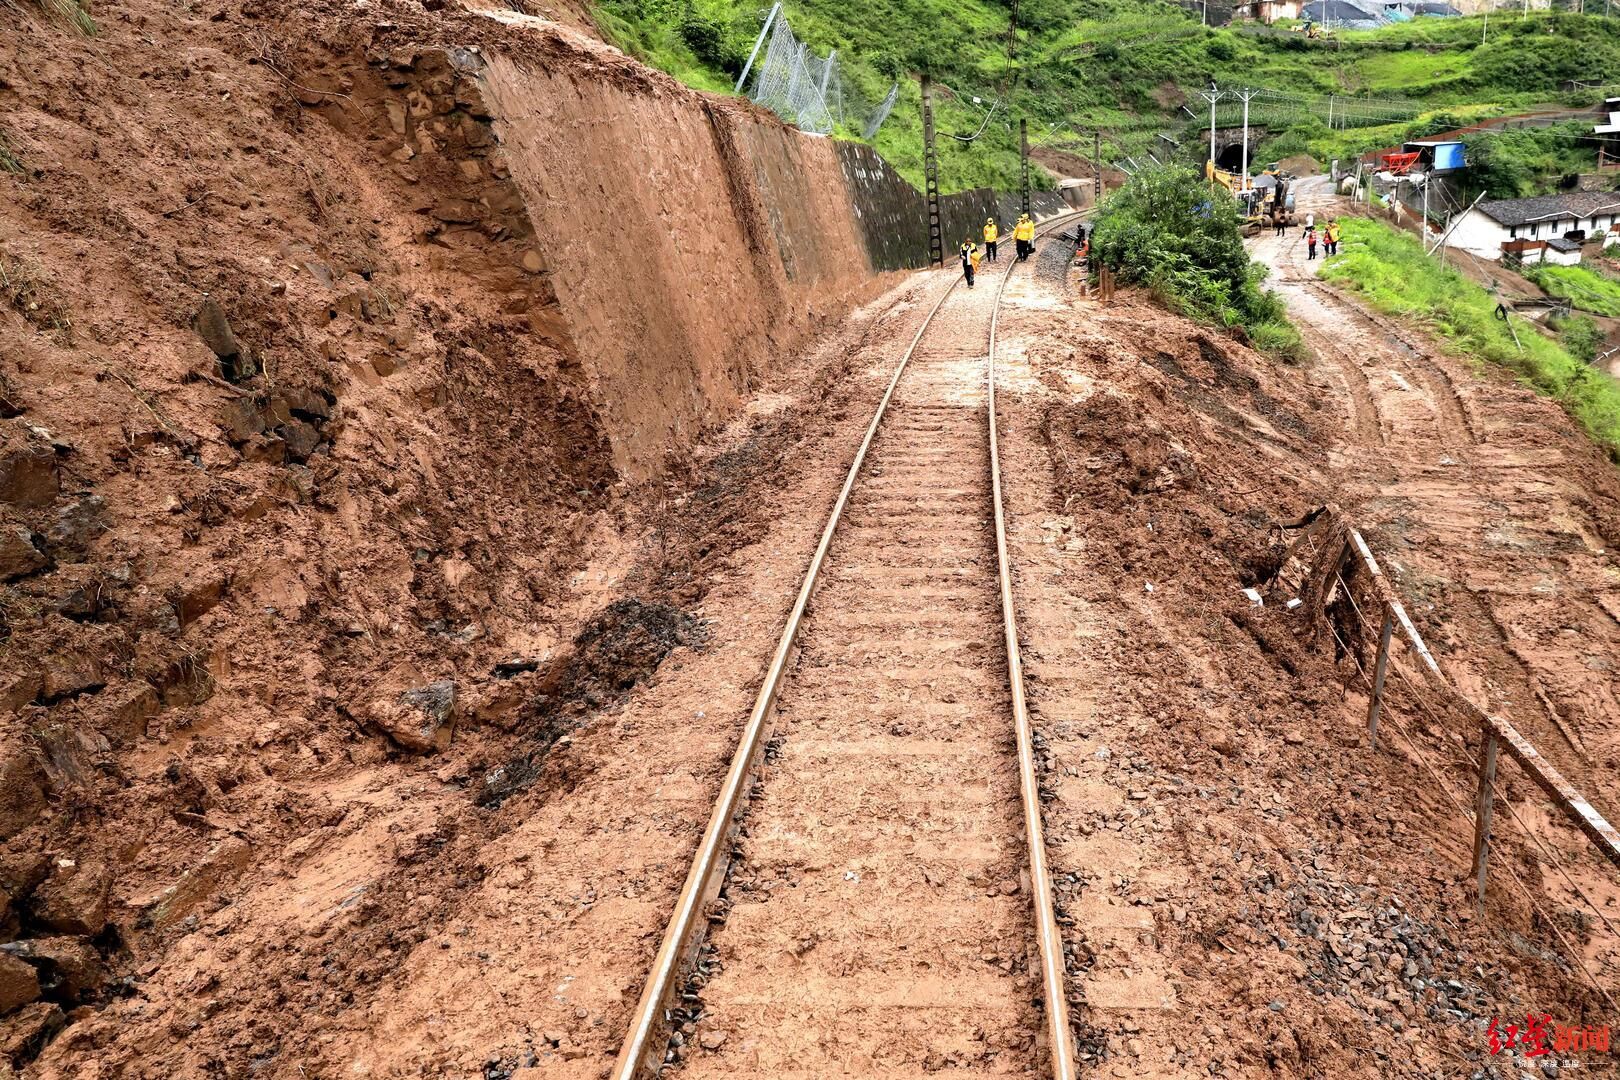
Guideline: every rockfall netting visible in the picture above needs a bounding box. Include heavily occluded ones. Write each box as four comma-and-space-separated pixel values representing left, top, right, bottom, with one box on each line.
742, 11, 898, 139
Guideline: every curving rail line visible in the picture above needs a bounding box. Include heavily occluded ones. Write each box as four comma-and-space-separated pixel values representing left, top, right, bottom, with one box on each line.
611, 212, 1083, 1080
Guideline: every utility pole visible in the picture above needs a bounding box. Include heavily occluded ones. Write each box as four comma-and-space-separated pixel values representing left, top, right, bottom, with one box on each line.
1094, 129, 1103, 206
1235, 88, 1257, 190
922, 74, 943, 268
1198, 83, 1223, 174
1020, 118, 1031, 218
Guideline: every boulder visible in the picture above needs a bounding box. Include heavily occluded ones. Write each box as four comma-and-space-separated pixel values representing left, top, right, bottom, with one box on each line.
167, 573, 226, 627
430, 199, 481, 224
216, 398, 265, 444
91, 683, 158, 745
0, 938, 104, 1002
0, 1002, 62, 1063
0, 852, 48, 918
370, 679, 457, 753
38, 652, 103, 703
43, 495, 104, 560
0, 447, 56, 509
270, 387, 331, 423
193, 296, 241, 362
0, 953, 39, 1014
277, 419, 322, 462
30, 858, 110, 937
239, 434, 286, 464
0, 527, 45, 582
0, 746, 47, 842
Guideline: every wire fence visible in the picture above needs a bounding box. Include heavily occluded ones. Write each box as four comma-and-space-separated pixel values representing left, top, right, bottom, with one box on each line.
1195, 86, 1424, 132
740, 8, 898, 139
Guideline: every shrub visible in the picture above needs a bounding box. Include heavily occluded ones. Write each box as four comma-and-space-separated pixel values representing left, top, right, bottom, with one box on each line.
678, 16, 730, 71
1092, 164, 1299, 359
1556, 313, 1603, 364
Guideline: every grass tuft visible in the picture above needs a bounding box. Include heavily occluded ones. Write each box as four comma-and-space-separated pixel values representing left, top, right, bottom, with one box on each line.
0, 250, 74, 341
2, 0, 96, 35
0, 130, 21, 175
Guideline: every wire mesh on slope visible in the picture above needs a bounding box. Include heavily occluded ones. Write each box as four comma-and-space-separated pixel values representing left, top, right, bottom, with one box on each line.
743, 11, 898, 139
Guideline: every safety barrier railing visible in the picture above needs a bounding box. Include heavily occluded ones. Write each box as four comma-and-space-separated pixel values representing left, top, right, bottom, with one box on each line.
1281, 506, 1620, 1008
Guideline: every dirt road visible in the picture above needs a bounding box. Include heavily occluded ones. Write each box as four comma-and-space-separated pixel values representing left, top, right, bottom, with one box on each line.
1249, 179, 1620, 986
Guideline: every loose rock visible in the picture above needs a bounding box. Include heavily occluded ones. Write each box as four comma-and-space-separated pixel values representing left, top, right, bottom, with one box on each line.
370, 679, 457, 753
0, 937, 104, 1002
30, 858, 111, 937
0, 743, 48, 842
0, 527, 45, 581
193, 296, 242, 365
0, 953, 40, 1014
0, 1002, 63, 1062
0, 445, 57, 508
43, 495, 104, 560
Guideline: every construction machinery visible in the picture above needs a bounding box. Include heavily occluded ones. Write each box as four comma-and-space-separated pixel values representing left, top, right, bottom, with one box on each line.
1205, 160, 1296, 234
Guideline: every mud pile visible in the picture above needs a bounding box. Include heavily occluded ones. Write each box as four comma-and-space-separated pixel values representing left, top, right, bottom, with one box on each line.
0, 0, 938, 1069
999, 287, 1612, 1075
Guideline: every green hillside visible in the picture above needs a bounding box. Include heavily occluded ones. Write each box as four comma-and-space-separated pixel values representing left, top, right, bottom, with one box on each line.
594, 0, 1620, 193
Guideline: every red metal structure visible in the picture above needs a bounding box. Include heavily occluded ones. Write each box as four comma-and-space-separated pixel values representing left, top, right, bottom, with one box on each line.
1380, 150, 1420, 174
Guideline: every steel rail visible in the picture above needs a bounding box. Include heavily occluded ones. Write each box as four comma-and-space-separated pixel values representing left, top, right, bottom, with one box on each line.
986, 217, 1079, 1080
610, 213, 1082, 1080
609, 268, 964, 1080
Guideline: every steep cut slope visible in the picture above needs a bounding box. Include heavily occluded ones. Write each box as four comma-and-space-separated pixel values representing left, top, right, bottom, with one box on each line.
0, 0, 992, 1070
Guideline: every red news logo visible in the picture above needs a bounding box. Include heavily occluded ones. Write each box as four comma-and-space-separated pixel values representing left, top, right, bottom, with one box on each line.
1488, 1015, 1612, 1057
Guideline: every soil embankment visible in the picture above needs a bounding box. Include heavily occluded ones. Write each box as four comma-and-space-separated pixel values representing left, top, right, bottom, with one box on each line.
0, 0, 1040, 1072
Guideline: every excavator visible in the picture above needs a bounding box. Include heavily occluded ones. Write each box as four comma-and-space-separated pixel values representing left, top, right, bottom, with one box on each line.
1205, 160, 1297, 236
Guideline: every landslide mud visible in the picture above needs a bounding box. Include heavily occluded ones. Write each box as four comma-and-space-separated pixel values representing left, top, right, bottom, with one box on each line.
992, 261, 1616, 1075
1251, 183, 1620, 997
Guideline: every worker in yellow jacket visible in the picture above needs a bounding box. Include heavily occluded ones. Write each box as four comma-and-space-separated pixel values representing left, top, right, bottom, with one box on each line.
982, 218, 1000, 262
1014, 214, 1035, 261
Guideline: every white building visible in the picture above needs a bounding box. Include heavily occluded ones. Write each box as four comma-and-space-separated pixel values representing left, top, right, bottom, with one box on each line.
1444, 192, 1620, 261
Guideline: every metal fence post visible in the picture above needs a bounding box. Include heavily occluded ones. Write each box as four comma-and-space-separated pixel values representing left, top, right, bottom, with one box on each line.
1093, 130, 1102, 206
734, 2, 780, 94
1367, 606, 1393, 749
1020, 117, 1031, 219
1472, 726, 1500, 912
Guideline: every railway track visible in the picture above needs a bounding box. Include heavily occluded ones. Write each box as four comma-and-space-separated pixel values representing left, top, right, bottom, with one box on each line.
612, 214, 1081, 1080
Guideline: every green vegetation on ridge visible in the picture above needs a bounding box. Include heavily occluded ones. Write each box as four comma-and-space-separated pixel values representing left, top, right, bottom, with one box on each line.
1091, 164, 1303, 360
1524, 262, 1620, 319
593, 0, 1620, 194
